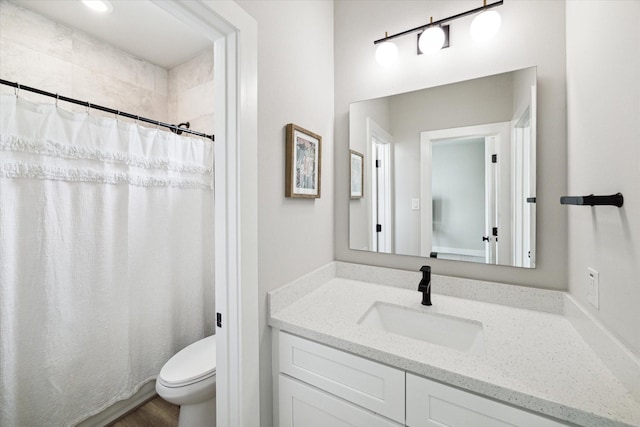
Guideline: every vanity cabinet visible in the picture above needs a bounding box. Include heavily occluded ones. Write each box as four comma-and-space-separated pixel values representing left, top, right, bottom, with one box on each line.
406, 374, 568, 427
279, 375, 402, 427
275, 331, 569, 427
278, 331, 404, 425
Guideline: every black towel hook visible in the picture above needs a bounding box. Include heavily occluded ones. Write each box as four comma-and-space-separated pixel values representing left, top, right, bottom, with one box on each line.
560, 193, 623, 208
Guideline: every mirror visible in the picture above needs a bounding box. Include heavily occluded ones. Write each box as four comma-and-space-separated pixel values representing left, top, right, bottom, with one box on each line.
349, 67, 537, 268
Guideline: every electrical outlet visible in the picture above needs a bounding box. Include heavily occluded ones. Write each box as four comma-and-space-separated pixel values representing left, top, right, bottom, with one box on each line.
587, 267, 599, 309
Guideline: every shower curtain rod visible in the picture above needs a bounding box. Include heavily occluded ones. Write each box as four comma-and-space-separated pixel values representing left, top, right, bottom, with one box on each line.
0, 79, 215, 141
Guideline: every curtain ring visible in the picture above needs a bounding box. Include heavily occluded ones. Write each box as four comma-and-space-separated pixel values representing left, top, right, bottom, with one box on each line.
15, 82, 20, 97
55, 93, 59, 107
115, 110, 119, 120
86, 102, 91, 114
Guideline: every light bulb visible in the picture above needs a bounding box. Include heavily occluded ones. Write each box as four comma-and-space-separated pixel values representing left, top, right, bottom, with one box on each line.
81, 0, 113, 14
470, 10, 501, 41
418, 26, 445, 55
375, 41, 398, 67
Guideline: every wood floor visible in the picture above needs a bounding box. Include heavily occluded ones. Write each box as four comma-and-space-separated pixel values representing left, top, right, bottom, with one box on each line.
108, 396, 179, 427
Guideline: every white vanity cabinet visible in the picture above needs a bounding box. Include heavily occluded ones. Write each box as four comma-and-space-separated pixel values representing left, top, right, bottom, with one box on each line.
275, 331, 570, 427
277, 331, 404, 426
279, 375, 402, 427
406, 374, 568, 427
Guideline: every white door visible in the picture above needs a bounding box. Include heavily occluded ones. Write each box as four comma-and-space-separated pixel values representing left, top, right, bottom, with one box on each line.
373, 139, 391, 253
279, 375, 402, 427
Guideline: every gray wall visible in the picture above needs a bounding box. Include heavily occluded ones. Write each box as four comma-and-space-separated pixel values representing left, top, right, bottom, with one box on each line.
235, 2, 335, 426
566, 1, 640, 356
335, 0, 567, 288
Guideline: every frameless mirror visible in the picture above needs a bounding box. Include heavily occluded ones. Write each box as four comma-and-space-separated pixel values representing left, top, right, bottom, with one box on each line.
349, 67, 537, 268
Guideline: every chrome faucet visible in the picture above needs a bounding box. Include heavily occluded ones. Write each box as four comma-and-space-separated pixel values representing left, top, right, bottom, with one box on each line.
418, 265, 432, 306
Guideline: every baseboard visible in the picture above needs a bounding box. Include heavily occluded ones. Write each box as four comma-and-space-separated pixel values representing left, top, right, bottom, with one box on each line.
76, 380, 158, 427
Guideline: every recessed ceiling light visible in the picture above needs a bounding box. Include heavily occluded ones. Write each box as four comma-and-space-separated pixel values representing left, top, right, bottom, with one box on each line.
81, 0, 113, 14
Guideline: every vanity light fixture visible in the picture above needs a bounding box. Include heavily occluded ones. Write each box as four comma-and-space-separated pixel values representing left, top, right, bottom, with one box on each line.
470, 6, 502, 41
81, 0, 113, 14
374, 0, 503, 65
418, 18, 446, 55
375, 32, 399, 67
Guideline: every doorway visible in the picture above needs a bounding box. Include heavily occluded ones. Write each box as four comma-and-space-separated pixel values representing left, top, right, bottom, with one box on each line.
143, 2, 260, 426
420, 122, 510, 263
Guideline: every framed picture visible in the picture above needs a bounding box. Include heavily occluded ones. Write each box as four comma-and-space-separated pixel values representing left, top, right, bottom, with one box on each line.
350, 150, 364, 199
285, 123, 322, 198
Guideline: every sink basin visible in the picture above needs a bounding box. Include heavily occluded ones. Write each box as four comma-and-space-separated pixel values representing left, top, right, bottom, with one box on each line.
357, 302, 485, 355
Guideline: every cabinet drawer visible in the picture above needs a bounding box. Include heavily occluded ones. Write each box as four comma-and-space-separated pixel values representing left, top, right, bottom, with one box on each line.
279, 331, 405, 423
406, 374, 569, 427
279, 375, 403, 427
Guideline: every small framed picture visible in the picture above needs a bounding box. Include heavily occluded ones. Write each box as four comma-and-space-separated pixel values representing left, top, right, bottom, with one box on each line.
285, 123, 322, 198
350, 150, 364, 199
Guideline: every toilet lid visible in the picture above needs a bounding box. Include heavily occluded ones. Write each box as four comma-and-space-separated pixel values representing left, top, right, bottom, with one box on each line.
159, 335, 216, 387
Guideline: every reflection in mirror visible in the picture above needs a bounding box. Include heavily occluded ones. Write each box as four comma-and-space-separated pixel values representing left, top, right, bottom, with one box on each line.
349, 67, 537, 268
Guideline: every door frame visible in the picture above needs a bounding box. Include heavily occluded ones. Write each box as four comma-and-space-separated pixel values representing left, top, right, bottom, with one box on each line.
367, 118, 393, 253
151, 2, 259, 426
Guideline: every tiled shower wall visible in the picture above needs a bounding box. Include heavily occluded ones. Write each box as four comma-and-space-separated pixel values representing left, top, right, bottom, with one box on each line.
168, 48, 215, 136
0, 0, 214, 134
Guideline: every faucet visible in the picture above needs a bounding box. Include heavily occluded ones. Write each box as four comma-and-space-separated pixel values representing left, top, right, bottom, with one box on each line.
418, 265, 432, 306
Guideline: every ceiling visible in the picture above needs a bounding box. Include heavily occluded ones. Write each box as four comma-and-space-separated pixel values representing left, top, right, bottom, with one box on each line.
12, 0, 213, 69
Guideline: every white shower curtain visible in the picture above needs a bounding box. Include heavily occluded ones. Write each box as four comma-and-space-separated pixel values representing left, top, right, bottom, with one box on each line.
0, 94, 215, 426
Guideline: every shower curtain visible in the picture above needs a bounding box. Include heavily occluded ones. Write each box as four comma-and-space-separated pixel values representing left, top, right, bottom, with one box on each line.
0, 94, 215, 426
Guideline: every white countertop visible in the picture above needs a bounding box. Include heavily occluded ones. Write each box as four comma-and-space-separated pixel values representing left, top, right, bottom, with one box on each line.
269, 275, 640, 427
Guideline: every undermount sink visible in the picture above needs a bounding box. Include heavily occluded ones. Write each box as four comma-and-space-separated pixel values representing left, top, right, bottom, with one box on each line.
357, 302, 485, 355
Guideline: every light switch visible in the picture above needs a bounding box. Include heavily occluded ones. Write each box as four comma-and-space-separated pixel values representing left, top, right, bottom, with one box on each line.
411, 198, 420, 210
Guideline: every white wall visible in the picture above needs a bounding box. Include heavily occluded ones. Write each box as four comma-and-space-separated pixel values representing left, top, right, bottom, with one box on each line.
335, 0, 567, 288
566, 1, 640, 356
234, 2, 335, 426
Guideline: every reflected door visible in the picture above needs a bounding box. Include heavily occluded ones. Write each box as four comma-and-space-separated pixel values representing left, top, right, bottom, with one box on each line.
372, 137, 391, 253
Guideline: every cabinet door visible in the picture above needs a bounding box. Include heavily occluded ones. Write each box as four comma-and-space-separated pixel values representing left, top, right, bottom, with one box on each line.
279, 375, 402, 427
406, 374, 569, 427
279, 331, 405, 423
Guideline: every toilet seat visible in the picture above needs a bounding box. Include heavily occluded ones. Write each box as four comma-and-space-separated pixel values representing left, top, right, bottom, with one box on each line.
158, 335, 216, 388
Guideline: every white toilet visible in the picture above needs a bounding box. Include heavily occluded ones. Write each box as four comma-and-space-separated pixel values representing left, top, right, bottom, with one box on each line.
156, 335, 217, 427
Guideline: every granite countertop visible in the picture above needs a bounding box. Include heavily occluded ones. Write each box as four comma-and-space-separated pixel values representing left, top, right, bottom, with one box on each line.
269, 276, 640, 427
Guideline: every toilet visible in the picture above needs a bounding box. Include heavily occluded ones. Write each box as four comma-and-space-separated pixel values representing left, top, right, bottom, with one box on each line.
156, 335, 217, 427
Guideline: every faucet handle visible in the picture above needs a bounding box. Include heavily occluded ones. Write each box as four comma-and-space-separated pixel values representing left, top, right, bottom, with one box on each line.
420, 265, 431, 277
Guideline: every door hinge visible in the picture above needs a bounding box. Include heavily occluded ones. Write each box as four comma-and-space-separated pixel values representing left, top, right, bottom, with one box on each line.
491, 154, 497, 163
216, 312, 222, 328
375, 160, 381, 168
376, 224, 382, 232
492, 227, 498, 237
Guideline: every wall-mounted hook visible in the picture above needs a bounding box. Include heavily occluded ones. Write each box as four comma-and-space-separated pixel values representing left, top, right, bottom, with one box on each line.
560, 193, 623, 208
